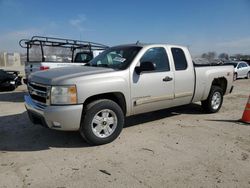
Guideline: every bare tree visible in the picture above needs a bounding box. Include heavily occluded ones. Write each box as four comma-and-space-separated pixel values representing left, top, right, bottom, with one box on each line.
218, 53, 229, 60
201, 52, 217, 61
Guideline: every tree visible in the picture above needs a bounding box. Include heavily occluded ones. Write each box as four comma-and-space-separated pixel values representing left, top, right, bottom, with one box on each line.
201, 53, 208, 59
218, 53, 229, 60
201, 52, 217, 61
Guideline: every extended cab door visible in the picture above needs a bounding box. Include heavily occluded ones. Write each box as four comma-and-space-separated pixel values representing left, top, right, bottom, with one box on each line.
171, 47, 195, 106
130, 47, 174, 115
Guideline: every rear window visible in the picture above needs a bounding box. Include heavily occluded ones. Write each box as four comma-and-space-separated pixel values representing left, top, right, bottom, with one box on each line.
171, 48, 188, 71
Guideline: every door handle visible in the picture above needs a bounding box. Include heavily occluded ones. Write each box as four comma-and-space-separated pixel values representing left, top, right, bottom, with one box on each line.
163, 76, 173, 82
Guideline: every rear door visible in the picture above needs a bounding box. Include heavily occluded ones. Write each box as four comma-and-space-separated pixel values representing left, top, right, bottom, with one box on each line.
171, 47, 195, 106
131, 47, 174, 114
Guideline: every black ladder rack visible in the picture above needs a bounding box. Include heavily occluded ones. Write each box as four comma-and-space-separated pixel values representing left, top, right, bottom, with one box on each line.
19, 36, 109, 50
19, 36, 109, 62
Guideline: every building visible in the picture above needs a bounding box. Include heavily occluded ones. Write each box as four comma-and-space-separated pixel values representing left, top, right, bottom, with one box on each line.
0, 52, 21, 67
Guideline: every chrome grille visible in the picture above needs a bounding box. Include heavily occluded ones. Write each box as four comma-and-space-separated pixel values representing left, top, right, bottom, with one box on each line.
28, 82, 50, 106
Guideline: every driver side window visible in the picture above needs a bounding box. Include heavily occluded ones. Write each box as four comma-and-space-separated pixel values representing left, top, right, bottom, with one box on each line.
140, 47, 170, 71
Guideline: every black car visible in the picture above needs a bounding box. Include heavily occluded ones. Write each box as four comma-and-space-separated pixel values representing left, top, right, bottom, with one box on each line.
0, 69, 22, 91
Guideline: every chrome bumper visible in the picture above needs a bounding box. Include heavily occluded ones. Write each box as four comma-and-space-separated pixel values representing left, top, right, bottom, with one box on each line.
25, 95, 83, 131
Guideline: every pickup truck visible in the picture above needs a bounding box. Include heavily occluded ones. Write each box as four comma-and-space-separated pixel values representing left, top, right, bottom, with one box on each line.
19, 36, 108, 84
24, 43, 234, 145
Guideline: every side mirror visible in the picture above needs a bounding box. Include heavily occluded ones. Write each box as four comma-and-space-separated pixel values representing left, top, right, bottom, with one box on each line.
135, 61, 156, 74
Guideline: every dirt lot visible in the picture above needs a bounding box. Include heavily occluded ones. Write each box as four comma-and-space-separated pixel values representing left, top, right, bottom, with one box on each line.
0, 79, 249, 188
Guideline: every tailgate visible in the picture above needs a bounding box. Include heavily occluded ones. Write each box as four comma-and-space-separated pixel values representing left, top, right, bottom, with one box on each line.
24, 62, 86, 78
24, 61, 42, 78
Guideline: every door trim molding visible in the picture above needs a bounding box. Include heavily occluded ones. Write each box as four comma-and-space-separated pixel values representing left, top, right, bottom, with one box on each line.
135, 94, 174, 106
174, 92, 193, 98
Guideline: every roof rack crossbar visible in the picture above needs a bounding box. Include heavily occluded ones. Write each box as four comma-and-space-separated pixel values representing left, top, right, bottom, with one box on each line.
19, 36, 109, 50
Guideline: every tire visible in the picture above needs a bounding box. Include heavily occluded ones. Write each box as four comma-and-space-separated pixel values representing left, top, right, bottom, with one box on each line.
201, 86, 223, 113
246, 72, 250, 79
233, 73, 237, 81
79, 99, 124, 145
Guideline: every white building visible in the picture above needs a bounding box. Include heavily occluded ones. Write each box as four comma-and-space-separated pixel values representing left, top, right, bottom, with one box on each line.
0, 52, 21, 67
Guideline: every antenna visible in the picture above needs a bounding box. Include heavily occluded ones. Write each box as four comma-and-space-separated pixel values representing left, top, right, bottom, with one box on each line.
136, 40, 140, 45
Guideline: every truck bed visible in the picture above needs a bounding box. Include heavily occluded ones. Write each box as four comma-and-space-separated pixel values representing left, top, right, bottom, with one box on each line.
192, 65, 234, 103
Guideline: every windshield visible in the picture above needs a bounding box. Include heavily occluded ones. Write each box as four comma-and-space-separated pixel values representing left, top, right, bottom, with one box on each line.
88, 46, 142, 70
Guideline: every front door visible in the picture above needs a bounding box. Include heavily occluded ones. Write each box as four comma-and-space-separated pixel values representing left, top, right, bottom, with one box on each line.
131, 47, 174, 115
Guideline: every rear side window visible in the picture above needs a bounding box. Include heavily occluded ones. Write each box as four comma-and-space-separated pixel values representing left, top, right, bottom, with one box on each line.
171, 48, 188, 71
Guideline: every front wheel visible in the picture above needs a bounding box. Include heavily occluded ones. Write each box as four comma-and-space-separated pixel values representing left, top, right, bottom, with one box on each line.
201, 86, 223, 113
79, 99, 124, 145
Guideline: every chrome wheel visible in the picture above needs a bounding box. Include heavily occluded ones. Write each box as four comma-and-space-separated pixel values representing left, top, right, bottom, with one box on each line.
211, 92, 221, 110
91, 109, 118, 138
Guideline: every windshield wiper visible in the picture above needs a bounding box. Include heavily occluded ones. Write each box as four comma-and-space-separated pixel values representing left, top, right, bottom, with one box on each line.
97, 64, 109, 68
84, 63, 92, 66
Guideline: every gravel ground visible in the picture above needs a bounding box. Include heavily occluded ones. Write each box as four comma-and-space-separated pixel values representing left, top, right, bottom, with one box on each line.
0, 78, 249, 188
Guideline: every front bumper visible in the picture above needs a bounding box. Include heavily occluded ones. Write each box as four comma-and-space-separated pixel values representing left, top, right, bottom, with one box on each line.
24, 95, 83, 131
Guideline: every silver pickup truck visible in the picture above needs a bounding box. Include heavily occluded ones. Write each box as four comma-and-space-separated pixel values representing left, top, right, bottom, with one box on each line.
25, 43, 234, 145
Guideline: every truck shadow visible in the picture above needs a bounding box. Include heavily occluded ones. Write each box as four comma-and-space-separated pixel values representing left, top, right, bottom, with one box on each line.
125, 103, 203, 127
205, 119, 242, 124
0, 112, 89, 152
0, 103, 203, 152
0, 91, 26, 103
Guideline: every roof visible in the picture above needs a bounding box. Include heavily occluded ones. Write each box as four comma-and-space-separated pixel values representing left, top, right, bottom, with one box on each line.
111, 43, 187, 49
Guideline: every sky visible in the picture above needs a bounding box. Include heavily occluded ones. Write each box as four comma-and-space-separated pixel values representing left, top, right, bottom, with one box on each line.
0, 0, 250, 56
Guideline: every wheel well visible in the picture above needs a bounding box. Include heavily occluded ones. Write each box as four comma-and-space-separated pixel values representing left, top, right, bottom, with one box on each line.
211, 77, 227, 95
83, 92, 127, 114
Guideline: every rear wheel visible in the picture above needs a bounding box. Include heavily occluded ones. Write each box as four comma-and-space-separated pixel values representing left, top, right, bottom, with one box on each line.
201, 86, 223, 113
246, 72, 250, 79
79, 99, 124, 145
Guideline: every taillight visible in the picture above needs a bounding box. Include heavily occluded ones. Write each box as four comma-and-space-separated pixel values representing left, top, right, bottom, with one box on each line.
40, 66, 49, 70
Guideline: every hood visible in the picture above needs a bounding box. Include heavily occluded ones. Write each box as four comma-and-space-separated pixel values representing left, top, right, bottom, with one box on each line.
29, 66, 115, 85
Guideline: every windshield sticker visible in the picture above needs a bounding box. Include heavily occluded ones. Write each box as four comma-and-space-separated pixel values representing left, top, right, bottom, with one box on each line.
113, 57, 126, 62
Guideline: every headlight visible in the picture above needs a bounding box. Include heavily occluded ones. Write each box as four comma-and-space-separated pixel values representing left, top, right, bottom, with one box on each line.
51, 85, 77, 105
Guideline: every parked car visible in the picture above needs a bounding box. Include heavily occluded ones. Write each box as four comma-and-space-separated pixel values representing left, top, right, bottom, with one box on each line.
24, 43, 234, 145
0, 69, 22, 91
19, 36, 109, 84
225, 61, 250, 80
